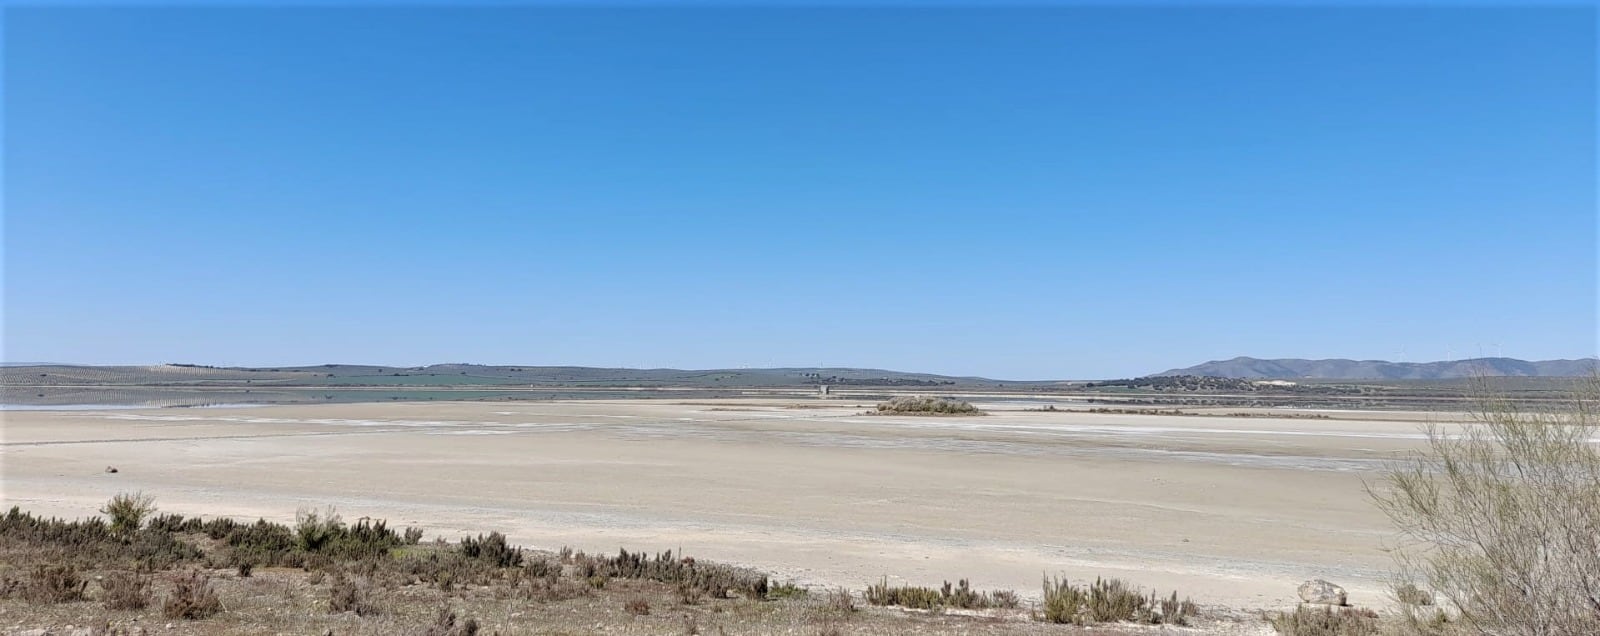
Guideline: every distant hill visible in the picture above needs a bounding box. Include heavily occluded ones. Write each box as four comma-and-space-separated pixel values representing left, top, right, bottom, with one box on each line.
1156, 357, 1598, 380
0, 363, 1023, 389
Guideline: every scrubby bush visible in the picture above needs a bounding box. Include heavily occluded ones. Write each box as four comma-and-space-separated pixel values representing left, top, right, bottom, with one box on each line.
864, 577, 1016, 610
329, 574, 380, 616
1038, 576, 1189, 625
225, 518, 295, 565
768, 580, 807, 600
147, 513, 202, 534
1370, 378, 1600, 636
1040, 576, 1087, 625
102, 492, 157, 535
1394, 582, 1432, 607
459, 531, 522, 567
102, 570, 152, 610
296, 507, 344, 552
573, 548, 768, 600
864, 579, 942, 610
420, 606, 480, 636
1267, 605, 1379, 636
162, 569, 222, 619
24, 564, 86, 603
1159, 590, 1199, 626
826, 588, 857, 613
202, 517, 241, 540
1086, 577, 1146, 622
875, 396, 981, 415
678, 581, 705, 605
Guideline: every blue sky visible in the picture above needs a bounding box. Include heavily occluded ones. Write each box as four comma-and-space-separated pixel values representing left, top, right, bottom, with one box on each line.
3, 5, 1595, 379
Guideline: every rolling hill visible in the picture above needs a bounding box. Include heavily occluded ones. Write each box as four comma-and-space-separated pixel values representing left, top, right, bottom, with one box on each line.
1155, 357, 1598, 380
0, 363, 1012, 388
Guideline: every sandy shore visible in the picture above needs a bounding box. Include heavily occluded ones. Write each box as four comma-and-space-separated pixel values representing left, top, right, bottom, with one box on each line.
0, 399, 1459, 612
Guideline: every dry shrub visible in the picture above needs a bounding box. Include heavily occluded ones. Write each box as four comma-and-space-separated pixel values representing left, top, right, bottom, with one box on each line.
102, 570, 152, 610
162, 569, 222, 619
1370, 378, 1600, 636
1267, 605, 1379, 636
418, 606, 480, 636
677, 581, 704, 605
1158, 590, 1200, 626
329, 574, 380, 616
525, 576, 593, 602
25, 564, 87, 603
826, 587, 857, 612
524, 556, 560, 581
1395, 583, 1433, 607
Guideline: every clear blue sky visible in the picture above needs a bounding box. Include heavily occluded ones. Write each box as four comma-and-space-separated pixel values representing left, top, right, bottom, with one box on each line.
4, 5, 1595, 379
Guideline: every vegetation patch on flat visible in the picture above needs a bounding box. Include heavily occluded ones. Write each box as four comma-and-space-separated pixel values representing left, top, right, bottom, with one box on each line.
872, 396, 983, 415
0, 497, 1249, 635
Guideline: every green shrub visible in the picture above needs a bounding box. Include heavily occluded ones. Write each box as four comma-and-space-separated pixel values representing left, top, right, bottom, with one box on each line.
1038, 577, 1188, 625
1041, 576, 1087, 624
147, 513, 202, 534
1087, 577, 1148, 622
201, 517, 241, 540
767, 580, 807, 600
102, 492, 157, 535
459, 531, 522, 568
573, 548, 767, 600
225, 518, 295, 565
295, 507, 343, 552
864, 577, 1017, 611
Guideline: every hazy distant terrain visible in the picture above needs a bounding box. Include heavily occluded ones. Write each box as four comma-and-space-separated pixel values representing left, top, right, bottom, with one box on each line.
0, 363, 1012, 388
1158, 356, 1598, 380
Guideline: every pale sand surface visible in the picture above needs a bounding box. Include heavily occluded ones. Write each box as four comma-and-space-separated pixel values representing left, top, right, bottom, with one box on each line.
0, 399, 1463, 612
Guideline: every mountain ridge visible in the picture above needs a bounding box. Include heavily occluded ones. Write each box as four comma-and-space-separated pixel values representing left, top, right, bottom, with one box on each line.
1156, 356, 1598, 380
